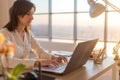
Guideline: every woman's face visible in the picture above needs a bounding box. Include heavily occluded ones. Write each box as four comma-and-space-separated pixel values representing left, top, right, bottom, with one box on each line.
18, 7, 35, 26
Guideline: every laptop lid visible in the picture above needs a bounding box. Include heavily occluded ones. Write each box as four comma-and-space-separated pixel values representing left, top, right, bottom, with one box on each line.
64, 39, 98, 74
41, 39, 98, 74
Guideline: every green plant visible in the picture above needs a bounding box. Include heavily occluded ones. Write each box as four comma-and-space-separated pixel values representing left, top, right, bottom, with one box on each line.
5, 64, 25, 80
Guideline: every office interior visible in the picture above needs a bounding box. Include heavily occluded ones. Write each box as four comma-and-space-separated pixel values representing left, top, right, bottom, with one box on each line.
0, 0, 120, 80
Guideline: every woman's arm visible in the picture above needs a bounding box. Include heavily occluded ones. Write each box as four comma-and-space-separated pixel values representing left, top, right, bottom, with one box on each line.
1, 56, 66, 68
1, 56, 36, 69
30, 33, 52, 60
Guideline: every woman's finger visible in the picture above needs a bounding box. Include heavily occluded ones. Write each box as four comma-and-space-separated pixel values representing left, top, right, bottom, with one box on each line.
50, 60, 60, 67
57, 56, 68, 63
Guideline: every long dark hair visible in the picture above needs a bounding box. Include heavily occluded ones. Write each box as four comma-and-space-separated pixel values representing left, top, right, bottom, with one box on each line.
4, 0, 35, 32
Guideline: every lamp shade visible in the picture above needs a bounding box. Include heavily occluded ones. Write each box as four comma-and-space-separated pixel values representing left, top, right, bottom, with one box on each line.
88, 0, 105, 18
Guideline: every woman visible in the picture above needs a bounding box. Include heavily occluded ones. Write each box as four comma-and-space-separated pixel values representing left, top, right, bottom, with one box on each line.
0, 0, 67, 69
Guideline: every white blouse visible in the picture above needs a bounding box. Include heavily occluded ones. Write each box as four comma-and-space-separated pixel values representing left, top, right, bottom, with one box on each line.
0, 28, 52, 69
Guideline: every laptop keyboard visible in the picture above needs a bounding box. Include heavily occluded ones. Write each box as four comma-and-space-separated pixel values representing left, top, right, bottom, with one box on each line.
47, 63, 67, 71
55, 63, 67, 71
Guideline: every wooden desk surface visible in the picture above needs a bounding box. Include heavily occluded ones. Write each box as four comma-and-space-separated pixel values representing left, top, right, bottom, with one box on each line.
42, 57, 117, 80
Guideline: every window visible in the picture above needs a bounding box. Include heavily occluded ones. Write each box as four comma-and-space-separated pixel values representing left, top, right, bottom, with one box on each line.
31, 0, 105, 41
30, 0, 120, 56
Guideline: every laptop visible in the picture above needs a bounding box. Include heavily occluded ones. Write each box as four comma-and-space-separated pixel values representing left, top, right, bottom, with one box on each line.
41, 39, 98, 74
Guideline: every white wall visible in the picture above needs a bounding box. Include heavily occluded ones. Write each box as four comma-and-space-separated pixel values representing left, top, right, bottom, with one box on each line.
0, 0, 14, 28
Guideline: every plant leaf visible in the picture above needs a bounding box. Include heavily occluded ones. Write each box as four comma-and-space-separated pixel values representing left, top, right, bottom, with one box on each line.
11, 64, 25, 77
4, 71, 17, 80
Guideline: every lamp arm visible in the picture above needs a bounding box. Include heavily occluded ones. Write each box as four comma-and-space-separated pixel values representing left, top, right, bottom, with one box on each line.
87, 0, 95, 5
102, 0, 120, 13
113, 41, 120, 60
113, 41, 120, 52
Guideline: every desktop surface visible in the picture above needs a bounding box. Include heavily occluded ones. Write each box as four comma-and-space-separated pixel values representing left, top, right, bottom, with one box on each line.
42, 57, 117, 80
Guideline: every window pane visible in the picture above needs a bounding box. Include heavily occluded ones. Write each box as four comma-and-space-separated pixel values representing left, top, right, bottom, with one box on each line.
52, 0, 74, 12
31, 15, 49, 38
31, 0, 48, 13
77, 0, 89, 11
77, 13, 105, 41
52, 14, 73, 39
108, 12, 120, 41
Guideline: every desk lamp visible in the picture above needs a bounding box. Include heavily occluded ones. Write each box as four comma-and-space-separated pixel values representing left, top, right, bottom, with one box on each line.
87, 0, 120, 60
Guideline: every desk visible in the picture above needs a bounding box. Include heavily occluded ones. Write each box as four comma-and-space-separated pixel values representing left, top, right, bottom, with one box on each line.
43, 57, 117, 80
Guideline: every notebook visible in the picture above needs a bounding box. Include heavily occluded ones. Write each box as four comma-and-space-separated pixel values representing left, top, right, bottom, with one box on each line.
41, 39, 98, 74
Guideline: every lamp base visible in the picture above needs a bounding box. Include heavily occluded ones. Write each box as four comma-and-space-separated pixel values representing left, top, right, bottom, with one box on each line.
114, 54, 120, 60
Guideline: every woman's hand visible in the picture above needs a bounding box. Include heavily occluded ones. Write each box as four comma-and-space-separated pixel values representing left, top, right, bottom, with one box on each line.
51, 55, 68, 64
40, 55, 68, 67
40, 59, 60, 67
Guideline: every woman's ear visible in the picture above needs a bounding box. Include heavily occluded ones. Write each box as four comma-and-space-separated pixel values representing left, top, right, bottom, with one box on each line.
18, 15, 25, 20
18, 15, 21, 21
18, 15, 22, 19
18, 15, 24, 23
